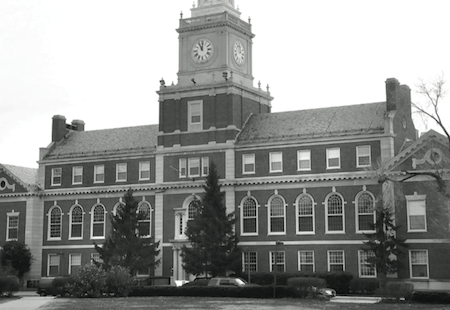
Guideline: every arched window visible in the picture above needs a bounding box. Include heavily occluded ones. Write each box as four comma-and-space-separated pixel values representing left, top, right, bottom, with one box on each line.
174, 195, 201, 240
268, 195, 286, 234
70, 204, 84, 239
48, 206, 62, 240
188, 200, 199, 220
356, 191, 375, 233
138, 201, 152, 237
241, 196, 258, 235
91, 204, 106, 238
296, 193, 315, 234
326, 193, 345, 233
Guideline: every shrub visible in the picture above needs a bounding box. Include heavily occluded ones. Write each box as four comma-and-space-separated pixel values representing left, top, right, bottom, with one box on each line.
287, 277, 327, 298
350, 278, 379, 295
72, 264, 107, 297
413, 291, 450, 304
106, 266, 134, 297
321, 272, 353, 294
0, 276, 20, 296
385, 282, 414, 300
51, 277, 73, 297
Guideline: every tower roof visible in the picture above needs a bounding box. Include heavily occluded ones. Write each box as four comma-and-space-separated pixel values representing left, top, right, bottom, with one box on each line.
191, 0, 240, 18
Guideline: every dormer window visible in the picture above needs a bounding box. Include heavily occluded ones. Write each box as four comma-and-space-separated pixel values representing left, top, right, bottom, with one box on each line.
51, 168, 62, 186
188, 100, 203, 131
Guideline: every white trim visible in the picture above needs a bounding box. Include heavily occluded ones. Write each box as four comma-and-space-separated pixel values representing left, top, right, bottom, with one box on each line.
116, 163, 127, 182
188, 100, 203, 132
139, 161, 151, 181
51, 167, 62, 186
409, 249, 429, 279
68, 253, 82, 275
358, 250, 376, 278
90, 203, 106, 239
355, 190, 376, 234
68, 204, 84, 240
297, 149, 311, 171
295, 192, 316, 235
326, 147, 341, 169
356, 145, 372, 167
6, 211, 19, 241
72, 166, 83, 185
242, 153, 256, 174
269, 152, 283, 173
47, 205, 63, 241
267, 194, 286, 235
298, 250, 315, 272
327, 250, 345, 272
405, 192, 427, 232
239, 195, 259, 236
324, 191, 346, 234
93, 164, 105, 184
269, 250, 285, 272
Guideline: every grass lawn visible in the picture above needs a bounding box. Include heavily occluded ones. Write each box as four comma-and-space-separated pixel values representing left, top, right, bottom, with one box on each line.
37, 296, 450, 310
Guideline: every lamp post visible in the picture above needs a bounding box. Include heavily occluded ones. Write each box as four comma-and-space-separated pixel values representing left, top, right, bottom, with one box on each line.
273, 240, 284, 299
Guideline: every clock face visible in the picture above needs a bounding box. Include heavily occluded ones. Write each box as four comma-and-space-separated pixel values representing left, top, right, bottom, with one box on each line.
192, 39, 214, 63
233, 41, 245, 65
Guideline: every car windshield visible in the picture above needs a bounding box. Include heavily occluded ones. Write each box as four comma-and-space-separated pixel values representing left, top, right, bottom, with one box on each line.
235, 278, 246, 286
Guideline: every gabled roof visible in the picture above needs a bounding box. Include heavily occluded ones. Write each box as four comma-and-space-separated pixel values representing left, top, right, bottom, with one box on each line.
44, 125, 159, 161
0, 163, 38, 192
383, 129, 449, 172
236, 102, 386, 145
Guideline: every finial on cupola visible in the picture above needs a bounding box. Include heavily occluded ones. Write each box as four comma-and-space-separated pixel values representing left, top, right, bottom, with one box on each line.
180, 11, 183, 19
248, 16, 251, 24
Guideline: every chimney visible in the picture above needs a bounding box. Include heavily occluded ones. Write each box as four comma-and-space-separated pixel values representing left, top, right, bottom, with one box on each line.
72, 120, 85, 132
385, 78, 400, 111
52, 115, 68, 142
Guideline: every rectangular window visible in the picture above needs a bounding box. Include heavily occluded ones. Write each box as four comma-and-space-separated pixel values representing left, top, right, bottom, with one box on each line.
188, 101, 202, 131
242, 252, 257, 272
406, 193, 427, 232
69, 253, 82, 275
51, 168, 62, 186
7, 213, 19, 241
243, 154, 255, 174
94, 165, 104, 183
179, 158, 187, 178
328, 250, 345, 272
359, 250, 376, 278
116, 163, 127, 182
326, 148, 341, 169
72, 166, 83, 184
298, 251, 315, 272
297, 150, 311, 171
269, 152, 283, 173
139, 161, 151, 180
410, 250, 429, 279
91, 253, 103, 264
357, 145, 371, 167
270, 251, 285, 272
201, 157, 209, 176
189, 158, 200, 177
48, 254, 60, 276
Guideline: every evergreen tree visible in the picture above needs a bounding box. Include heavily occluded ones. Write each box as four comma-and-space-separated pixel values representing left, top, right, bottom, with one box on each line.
0, 241, 33, 284
181, 162, 240, 277
95, 189, 160, 275
363, 181, 407, 291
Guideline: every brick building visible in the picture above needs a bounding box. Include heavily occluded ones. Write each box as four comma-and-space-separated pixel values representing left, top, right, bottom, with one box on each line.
1, 0, 449, 290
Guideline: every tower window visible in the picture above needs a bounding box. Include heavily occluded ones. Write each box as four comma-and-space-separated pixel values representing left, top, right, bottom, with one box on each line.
188, 101, 203, 131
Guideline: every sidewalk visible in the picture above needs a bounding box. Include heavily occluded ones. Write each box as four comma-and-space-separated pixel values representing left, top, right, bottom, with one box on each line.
330, 296, 382, 304
0, 291, 54, 310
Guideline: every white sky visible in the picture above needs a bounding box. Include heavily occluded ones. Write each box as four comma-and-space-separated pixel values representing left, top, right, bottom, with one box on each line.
1, 0, 449, 168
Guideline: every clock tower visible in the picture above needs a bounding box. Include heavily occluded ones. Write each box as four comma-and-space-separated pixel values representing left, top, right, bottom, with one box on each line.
157, 0, 272, 148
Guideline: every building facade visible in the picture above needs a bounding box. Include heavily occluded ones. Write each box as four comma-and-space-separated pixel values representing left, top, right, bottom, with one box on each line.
1, 0, 449, 290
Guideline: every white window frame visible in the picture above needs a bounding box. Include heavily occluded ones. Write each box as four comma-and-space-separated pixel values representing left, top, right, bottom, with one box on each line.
116, 163, 127, 182
269, 152, 283, 173
297, 150, 311, 171
91, 252, 103, 264
355, 191, 376, 234
139, 161, 151, 181
242, 154, 255, 174
51, 168, 62, 186
356, 145, 371, 167
179, 158, 187, 178
6, 211, 20, 241
409, 250, 429, 279
48, 205, 62, 240
137, 201, 152, 238
406, 193, 427, 232
268, 195, 286, 235
94, 165, 105, 183
242, 251, 258, 272
90, 204, 106, 239
328, 250, 345, 272
48, 254, 60, 277
201, 157, 209, 176
72, 166, 83, 185
69, 253, 82, 275
326, 148, 341, 169
358, 250, 376, 278
188, 100, 203, 132
295, 193, 315, 235
69, 204, 84, 240
298, 250, 315, 272
325, 192, 345, 234
240, 196, 259, 236
188, 158, 200, 177
174, 195, 201, 240
270, 251, 285, 272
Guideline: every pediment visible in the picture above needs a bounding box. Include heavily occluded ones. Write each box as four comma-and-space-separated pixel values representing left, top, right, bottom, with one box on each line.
0, 171, 28, 194
384, 130, 450, 173
0, 165, 37, 194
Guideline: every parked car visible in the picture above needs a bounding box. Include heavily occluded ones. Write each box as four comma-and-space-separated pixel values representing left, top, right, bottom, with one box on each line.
207, 277, 257, 287
312, 286, 337, 299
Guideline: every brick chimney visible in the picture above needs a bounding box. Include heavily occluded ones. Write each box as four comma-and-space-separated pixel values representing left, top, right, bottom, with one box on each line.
385, 78, 400, 111
52, 115, 85, 142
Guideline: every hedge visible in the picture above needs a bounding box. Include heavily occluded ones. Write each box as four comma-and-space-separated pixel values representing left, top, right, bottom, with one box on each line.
412, 291, 450, 304
0, 276, 20, 296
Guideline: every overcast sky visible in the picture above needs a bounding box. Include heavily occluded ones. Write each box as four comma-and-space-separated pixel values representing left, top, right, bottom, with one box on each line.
1, 0, 449, 168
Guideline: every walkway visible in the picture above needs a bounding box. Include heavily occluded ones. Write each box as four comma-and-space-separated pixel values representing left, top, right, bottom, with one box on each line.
0, 291, 54, 310
330, 296, 382, 304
